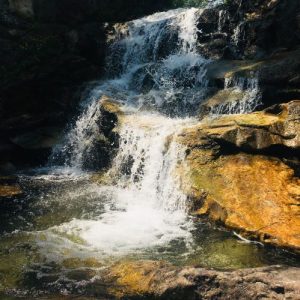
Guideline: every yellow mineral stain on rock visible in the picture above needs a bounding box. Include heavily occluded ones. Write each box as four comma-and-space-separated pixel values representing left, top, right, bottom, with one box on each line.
182, 151, 300, 250
108, 260, 162, 297
106, 260, 194, 298
177, 101, 300, 250
0, 184, 23, 197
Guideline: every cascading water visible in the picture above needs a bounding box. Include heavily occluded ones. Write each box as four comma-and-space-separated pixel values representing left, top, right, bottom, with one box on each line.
49, 7, 211, 171
45, 6, 262, 258
42, 7, 209, 260
44, 115, 194, 258
210, 76, 262, 115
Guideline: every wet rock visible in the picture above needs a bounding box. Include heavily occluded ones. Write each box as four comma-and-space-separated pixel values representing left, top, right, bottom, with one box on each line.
103, 260, 300, 299
0, 176, 23, 198
199, 88, 249, 116
0, 184, 22, 198
81, 96, 121, 171
177, 101, 300, 250
201, 100, 300, 151
204, 49, 300, 112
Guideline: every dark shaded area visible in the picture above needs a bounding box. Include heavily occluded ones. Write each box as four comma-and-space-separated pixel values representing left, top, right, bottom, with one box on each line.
0, 0, 175, 172
32, 0, 174, 24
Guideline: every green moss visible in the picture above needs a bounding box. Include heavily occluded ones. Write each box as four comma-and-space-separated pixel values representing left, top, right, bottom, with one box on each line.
186, 238, 264, 269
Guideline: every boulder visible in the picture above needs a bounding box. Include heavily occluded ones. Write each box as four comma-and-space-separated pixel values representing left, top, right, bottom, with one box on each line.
80, 96, 121, 171
176, 101, 300, 250
200, 100, 300, 151
0, 176, 23, 197
102, 260, 300, 299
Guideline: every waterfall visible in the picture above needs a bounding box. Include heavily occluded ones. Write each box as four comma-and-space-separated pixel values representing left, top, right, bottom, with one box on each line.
47, 114, 194, 257
210, 76, 262, 115
50, 100, 102, 171
49, 7, 211, 171
40, 4, 262, 260
42, 8, 207, 257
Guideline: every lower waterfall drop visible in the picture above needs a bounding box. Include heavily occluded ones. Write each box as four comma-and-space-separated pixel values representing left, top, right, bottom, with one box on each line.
46, 113, 195, 258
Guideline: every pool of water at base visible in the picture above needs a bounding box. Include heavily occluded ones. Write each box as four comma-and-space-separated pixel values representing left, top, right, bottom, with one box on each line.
0, 171, 299, 298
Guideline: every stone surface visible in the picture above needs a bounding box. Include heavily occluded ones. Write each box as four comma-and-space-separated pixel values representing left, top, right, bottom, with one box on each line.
204, 49, 300, 113
0, 176, 23, 197
176, 101, 300, 250
103, 260, 300, 299
200, 100, 300, 151
80, 96, 121, 171
0, 184, 22, 197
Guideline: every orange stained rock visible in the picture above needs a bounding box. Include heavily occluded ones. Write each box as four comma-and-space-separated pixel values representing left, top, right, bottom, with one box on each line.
185, 153, 300, 250
0, 184, 23, 197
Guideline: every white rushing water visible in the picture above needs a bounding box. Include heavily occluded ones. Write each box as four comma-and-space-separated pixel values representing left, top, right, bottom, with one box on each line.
42, 8, 207, 259
49, 7, 210, 170
40, 114, 195, 259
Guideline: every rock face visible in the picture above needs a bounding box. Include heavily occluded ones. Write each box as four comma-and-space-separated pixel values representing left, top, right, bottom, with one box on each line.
197, 0, 300, 60
8, 0, 33, 17
0, 176, 23, 198
86, 96, 121, 170
177, 101, 300, 250
197, 0, 300, 113
102, 260, 300, 299
201, 101, 300, 151
204, 50, 300, 112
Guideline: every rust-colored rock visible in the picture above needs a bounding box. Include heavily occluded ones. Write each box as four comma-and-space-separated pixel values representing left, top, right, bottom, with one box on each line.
177, 101, 300, 250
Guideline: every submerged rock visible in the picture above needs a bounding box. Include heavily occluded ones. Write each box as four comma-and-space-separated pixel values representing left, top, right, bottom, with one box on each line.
103, 260, 300, 299
177, 101, 300, 250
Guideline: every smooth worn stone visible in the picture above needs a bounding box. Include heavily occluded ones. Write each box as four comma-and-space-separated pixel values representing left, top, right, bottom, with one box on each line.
103, 260, 300, 299
200, 100, 300, 151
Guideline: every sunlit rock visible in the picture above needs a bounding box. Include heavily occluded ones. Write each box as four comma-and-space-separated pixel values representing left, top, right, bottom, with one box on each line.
177, 101, 300, 250
0, 176, 23, 198
201, 100, 300, 151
